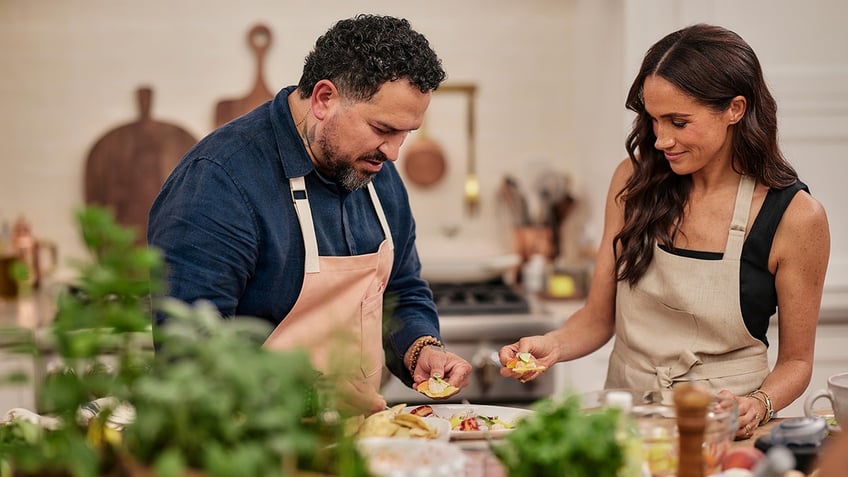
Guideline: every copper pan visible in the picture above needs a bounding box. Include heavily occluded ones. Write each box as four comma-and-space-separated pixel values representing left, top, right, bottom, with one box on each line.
402, 128, 447, 187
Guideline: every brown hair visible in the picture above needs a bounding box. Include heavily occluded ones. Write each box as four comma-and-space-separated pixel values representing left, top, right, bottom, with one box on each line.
615, 23, 798, 286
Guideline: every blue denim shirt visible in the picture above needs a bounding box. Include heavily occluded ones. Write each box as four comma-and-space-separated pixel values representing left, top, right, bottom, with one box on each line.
148, 86, 440, 384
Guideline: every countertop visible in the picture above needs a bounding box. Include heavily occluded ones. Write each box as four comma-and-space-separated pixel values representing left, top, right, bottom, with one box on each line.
458, 417, 829, 477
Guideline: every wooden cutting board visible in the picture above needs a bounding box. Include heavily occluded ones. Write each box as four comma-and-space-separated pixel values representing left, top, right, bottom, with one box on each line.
84, 86, 197, 244
213, 24, 275, 128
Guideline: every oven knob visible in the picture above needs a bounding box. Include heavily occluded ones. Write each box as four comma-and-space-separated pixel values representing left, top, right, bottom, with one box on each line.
472, 347, 501, 394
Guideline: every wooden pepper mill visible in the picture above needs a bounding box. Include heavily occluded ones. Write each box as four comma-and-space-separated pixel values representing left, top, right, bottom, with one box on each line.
674, 384, 713, 477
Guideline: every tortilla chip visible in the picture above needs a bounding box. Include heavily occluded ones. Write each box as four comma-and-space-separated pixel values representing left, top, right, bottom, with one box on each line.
506, 352, 547, 373
347, 403, 438, 439
416, 375, 459, 398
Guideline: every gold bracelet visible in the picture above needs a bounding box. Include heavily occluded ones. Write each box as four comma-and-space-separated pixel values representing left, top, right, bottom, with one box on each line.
747, 389, 774, 425
407, 336, 444, 374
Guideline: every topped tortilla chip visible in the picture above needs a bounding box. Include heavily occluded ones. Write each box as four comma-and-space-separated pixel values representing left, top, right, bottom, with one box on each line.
506, 352, 547, 373
416, 375, 459, 398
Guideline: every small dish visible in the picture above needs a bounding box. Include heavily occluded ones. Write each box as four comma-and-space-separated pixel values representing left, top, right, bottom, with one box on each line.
356, 437, 466, 477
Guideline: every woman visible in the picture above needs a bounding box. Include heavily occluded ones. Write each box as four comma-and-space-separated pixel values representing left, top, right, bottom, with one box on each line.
500, 24, 830, 439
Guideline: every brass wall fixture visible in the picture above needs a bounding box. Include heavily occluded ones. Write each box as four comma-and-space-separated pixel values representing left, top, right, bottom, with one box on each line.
436, 83, 478, 216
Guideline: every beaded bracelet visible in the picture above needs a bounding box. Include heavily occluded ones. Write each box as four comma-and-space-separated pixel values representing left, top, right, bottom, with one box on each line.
407, 336, 444, 374
747, 389, 774, 425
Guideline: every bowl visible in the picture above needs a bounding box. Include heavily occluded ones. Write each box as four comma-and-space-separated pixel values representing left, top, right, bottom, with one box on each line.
356, 437, 466, 477
581, 388, 739, 477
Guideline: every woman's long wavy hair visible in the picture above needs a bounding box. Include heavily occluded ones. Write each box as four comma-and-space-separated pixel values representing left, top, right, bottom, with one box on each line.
615, 23, 798, 286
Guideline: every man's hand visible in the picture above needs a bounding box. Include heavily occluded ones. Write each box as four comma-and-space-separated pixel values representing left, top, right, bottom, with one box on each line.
335, 378, 387, 415
412, 345, 472, 396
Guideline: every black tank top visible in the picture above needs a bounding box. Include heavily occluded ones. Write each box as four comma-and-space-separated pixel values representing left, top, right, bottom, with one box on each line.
659, 181, 808, 346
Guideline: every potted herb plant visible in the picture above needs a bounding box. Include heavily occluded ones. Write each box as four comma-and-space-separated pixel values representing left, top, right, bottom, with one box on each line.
0, 206, 370, 477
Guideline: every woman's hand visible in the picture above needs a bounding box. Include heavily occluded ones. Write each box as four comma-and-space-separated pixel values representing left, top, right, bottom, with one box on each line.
498, 335, 558, 382
721, 389, 766, 440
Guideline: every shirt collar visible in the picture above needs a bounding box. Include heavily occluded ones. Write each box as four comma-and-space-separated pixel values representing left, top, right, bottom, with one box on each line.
271, 85, 315, 179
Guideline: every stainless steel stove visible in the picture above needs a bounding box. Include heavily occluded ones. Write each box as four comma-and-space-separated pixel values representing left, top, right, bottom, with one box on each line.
380, 280, 560, 406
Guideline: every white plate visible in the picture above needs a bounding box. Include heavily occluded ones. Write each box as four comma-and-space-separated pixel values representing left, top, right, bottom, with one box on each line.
403, 404, 533, 440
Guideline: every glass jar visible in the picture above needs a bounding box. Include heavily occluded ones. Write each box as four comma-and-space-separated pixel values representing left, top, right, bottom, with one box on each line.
581, 388, 739, 477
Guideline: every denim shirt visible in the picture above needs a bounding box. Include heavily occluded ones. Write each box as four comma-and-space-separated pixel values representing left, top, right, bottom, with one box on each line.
148, 86, 440, 384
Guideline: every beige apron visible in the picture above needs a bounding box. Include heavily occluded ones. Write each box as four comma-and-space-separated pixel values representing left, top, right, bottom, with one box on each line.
263, 176, 394, 393
606, 175, 769, 395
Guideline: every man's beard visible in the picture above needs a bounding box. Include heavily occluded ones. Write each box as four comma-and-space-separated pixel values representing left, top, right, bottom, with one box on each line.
317, 135, 385, 191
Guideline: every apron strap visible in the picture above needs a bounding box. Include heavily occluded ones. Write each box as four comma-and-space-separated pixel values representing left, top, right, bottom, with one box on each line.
367, 182, 394, 251
725, 175, 756, 259
290, 176, 320, 273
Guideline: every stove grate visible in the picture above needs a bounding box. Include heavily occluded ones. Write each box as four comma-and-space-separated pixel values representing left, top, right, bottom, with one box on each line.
429, 282, 531, 316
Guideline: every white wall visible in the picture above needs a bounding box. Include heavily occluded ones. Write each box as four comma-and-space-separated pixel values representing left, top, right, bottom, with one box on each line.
0, 0, 597, 278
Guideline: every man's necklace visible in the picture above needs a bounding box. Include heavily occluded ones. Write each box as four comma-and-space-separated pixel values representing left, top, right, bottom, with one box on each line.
295, 107, 311, 130
296, 107, 320, 161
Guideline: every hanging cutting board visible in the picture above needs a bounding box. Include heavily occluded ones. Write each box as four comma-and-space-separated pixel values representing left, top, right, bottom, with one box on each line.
84, 86, 197, 244
213, 24, 275, 128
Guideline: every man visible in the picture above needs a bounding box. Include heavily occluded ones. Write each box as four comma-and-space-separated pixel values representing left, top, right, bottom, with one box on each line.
148, 14, 471, 413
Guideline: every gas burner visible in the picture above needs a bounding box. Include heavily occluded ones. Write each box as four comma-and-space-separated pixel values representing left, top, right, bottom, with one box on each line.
429, 281, 531, 316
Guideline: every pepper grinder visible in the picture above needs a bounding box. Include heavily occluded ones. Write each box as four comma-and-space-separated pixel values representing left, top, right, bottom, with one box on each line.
674, 384, 713, 477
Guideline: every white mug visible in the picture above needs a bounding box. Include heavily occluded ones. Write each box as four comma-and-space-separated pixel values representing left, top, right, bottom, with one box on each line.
804, 371, 848, 427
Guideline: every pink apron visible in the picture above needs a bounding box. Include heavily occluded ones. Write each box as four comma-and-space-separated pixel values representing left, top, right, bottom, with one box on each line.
606, 175, 769, 395
264, 176, 394, 393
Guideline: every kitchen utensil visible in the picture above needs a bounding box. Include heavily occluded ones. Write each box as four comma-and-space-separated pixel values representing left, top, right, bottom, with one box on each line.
435, 83, 478, 215
84, 87, 198, 244
499, 176, 530, 227
461, 86, 478, 215
402, 122, 447, 187
213, 24, 275, 128
9, 216, 57, 289
0, 253, 20, 298
533, 169, 576, 259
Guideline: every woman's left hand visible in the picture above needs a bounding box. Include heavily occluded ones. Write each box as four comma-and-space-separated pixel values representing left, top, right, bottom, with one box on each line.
722, 390, 765, 440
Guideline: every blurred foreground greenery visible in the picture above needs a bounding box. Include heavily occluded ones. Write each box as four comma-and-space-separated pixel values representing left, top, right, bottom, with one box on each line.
0, 206, 370, 477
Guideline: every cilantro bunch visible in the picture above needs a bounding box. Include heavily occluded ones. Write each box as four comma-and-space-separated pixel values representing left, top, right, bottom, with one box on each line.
491, 393, 625, 477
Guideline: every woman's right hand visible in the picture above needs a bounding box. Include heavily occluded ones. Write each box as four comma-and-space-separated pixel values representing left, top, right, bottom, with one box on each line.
498, 335, 559, 382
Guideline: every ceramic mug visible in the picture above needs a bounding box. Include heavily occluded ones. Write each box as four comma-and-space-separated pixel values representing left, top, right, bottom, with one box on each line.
804, 371, 848, 427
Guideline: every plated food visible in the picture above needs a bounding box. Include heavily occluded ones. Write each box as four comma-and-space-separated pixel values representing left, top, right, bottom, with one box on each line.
344, 403, 449, 441
506, 352, 546, 374
416, 375, 459, 398
403, 403, 533, 440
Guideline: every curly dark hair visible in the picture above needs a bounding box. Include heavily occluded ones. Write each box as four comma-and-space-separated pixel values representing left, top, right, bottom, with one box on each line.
615, 23, 798, 286
297, 14, 446, 101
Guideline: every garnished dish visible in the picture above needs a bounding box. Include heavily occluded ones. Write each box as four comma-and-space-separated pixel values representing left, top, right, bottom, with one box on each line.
416, 375, 459, 398
403, 403, 533, 440
345, 403, 448, 440
506, 352, 547, 374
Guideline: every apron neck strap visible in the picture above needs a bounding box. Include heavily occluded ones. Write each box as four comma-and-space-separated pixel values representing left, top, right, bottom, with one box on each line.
290, 176, 321, 273
726, 175, 756, 259
367, 182, 394, 251
289, 177, 394, 274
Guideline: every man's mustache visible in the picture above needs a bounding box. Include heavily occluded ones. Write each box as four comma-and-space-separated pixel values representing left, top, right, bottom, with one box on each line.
360, 151, 388, 163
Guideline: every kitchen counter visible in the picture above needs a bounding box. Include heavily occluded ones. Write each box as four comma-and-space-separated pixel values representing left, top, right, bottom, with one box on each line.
457, 417, 828, 477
